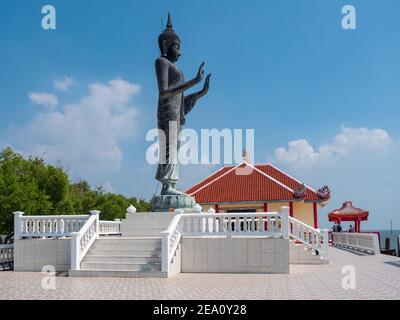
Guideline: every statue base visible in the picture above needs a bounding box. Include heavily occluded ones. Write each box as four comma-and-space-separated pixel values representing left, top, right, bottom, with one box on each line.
151, 194, 196, 212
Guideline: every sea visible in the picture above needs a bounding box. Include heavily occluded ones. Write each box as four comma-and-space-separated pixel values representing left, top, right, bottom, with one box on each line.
364, 230, 400, 252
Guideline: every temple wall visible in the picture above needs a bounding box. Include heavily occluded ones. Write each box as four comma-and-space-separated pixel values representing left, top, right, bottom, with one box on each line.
267, 202, 290, 213
293, 202, 315, 227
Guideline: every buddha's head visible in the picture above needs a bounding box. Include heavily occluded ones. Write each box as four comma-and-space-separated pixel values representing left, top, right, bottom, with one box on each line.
158, 13, 181, 62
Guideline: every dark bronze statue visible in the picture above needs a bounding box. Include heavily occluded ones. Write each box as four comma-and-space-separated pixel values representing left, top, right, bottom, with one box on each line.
155, 13, 211, 196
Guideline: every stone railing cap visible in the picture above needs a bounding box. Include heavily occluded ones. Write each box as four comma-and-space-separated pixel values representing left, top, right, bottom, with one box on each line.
127, 205, 137, 213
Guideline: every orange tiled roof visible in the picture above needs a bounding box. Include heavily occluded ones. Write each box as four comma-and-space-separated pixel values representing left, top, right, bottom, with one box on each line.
186, 162, 326, 204
328, 201, 369, 221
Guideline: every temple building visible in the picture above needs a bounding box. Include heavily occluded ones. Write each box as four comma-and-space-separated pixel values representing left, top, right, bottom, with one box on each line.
186, 159, 331, 228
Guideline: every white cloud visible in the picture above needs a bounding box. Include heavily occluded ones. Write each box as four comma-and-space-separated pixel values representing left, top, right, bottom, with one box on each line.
54, 76, 75, 92
274, 127, 391, 169
275, 139, 319, 168
12, 78, 140, 174
28, 92, 58, 108
271, 127, 399, 229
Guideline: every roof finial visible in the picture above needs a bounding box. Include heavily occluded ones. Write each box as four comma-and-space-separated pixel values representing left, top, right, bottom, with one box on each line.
242, 150, 249, 162
167, 12, 173, 29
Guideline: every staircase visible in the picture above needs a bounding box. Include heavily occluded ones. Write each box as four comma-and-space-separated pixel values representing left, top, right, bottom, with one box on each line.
69, 237, 167, 278
289, 240, 328, 264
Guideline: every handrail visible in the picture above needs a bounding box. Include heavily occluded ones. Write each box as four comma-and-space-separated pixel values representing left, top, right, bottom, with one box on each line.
161, 211, 183, 273
17, 215, 88, 219
70, 211, 100, 270
182, 212, 280, 218
289, 216, 329, 259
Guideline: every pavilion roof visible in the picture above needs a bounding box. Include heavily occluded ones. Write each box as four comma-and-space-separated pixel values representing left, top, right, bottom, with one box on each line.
328, 201, 369, 221
185, 162, 330, 204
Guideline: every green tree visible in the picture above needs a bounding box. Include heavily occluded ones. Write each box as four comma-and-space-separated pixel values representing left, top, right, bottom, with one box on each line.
0, 148, 151, 239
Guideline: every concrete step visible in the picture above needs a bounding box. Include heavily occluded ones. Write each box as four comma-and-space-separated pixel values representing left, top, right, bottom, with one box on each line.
91, 239, 161, 250
69, 270, 167, 278
83, 255, 161, 264
86, 249, 161, 257
80, 261, 161, 271
121, 213, 175, 237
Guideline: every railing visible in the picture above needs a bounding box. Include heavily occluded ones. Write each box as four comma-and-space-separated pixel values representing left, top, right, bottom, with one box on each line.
99, 220, 121, 235
14, 211, 88, 238
180, 210, 289, 238
71, 211, 100, 270
13, 210, 101, 271
161, 207, 290, 273
0, 244, 14, 270
332, 232, 380, 255
161, 211, 183, 273
289, 216, 329, 260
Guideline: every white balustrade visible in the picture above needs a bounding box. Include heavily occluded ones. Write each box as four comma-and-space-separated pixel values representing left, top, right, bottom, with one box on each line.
13, 211, 89, 238
71, 210, 100, 270
180, 210, 288, 238
99, 220, 121, 235
0, 244, 14, 265
332, 232, 380, 254
12, 210, 104, 270
161, 209, 183, 273
289, 216, 329, 259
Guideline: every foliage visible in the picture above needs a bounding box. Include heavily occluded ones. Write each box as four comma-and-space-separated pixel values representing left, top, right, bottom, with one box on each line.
0, 148, 151, 237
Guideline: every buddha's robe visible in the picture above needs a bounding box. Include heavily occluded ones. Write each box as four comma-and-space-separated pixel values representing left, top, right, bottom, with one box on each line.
155, 57, 198, 184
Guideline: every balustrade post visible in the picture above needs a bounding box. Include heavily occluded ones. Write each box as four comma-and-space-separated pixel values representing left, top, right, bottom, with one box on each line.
372, 234, 380, 255
13, 211, 24, 239
114, 219, 121, 233
70, 232, 80, 270
322, 229, 329, 260
90, 210, 100, 238
279, 206, 290, 240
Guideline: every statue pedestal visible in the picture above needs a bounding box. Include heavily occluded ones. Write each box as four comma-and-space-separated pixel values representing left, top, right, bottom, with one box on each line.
151, 194, 196, 212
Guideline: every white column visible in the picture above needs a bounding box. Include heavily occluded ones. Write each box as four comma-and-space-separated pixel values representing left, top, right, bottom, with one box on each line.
13, 211, 24, 239
279, 206, 289, 240
90, 210, 100, 238
70, 232, 80, 270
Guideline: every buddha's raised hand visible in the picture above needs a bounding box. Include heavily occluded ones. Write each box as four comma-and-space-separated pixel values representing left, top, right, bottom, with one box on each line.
202, 74, 211, 95
195, 62, 205, 83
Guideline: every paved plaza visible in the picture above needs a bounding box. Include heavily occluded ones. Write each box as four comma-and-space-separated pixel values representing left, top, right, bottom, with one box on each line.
0, 247, 399, 300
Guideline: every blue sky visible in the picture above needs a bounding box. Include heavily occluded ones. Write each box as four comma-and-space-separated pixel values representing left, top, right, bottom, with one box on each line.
1, 0, 400, 229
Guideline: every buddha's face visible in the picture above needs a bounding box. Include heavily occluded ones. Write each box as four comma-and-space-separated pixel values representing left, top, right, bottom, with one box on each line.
166, 40, 181, 62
